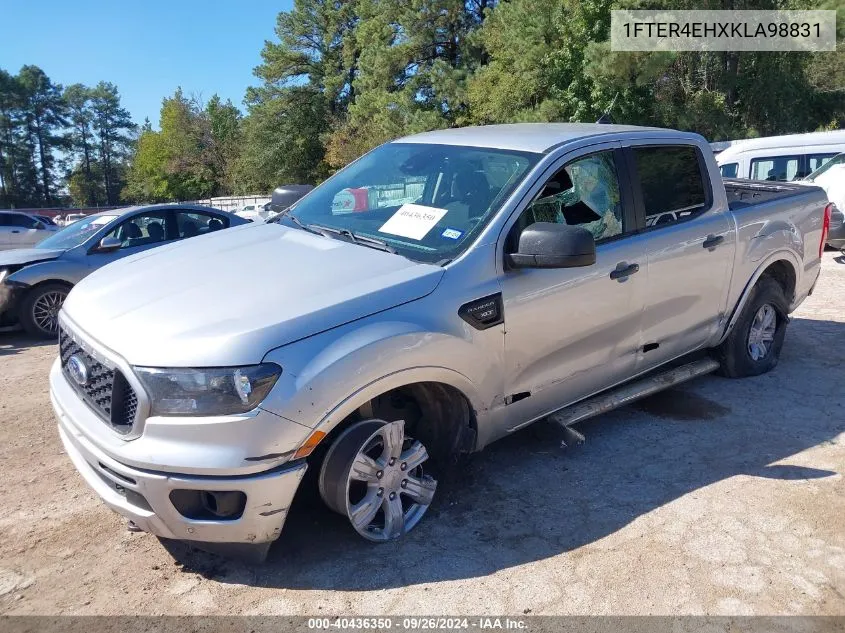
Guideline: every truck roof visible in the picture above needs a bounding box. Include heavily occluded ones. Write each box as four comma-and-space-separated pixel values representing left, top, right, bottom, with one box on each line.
396, 123, 684, 154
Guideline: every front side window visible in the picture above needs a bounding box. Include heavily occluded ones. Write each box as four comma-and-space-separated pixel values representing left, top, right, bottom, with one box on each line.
634, 145, 707, 227
176, 212, 228, 238
751, 156, 800, 182
720, 162, 739, 178
105, 211, 171, 249
519, 150, 624, 242
283, 143, 540, 264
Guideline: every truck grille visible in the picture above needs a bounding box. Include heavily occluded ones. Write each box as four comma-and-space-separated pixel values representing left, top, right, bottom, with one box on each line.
59, 326, 137, 433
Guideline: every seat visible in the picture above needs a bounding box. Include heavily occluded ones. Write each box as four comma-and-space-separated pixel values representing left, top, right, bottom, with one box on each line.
147, 221, 164, 242
181, 221, 198, 238
207, 218, 224, 232
118, 222, 142, 245
443, 168, 493, 226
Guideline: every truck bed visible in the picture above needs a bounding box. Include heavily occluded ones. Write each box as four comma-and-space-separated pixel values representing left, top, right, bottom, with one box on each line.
724, 178, 818, 210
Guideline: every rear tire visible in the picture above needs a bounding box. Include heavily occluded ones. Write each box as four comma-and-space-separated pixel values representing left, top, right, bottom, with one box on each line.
716, 275, 788, 378
19, 282, 70, 339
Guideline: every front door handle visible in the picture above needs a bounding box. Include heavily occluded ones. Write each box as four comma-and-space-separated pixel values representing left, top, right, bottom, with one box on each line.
610, 262, 640, 281
11, 230, 20, 233
703, 234, 725, 249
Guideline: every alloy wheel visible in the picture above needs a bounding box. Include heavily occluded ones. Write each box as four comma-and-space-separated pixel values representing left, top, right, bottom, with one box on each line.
319, 419, 437, 542
747, 303, 777, 361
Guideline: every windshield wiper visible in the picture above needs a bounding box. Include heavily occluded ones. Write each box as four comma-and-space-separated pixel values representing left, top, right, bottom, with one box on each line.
308, 224, 398, 254
270, 208, 329, 238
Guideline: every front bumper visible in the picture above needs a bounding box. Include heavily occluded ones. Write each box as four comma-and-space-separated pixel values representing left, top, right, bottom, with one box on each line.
52, 362, 308, 545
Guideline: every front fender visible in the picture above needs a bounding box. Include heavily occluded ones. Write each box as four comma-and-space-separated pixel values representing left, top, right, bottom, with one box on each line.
7, 259, 85, 288
260, 316, 500, 446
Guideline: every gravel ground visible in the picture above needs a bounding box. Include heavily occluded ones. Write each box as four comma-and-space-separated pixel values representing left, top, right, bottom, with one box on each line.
0, 251, 843, 616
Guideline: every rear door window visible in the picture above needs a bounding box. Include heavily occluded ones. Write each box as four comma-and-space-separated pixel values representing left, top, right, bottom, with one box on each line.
750, 156, 800, 181
8, 214, 39, 228
632, 145, 708, 228
176, 211, 229, 238
808, 154, 837, 173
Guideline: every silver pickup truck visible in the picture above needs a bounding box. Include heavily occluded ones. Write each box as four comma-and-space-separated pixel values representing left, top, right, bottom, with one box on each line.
50, 124, 832, 561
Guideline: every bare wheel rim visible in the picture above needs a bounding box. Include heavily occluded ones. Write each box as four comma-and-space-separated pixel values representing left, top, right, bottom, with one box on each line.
31, 290, 67, 335
322, 419, 437, 542
747, 303, 777, 361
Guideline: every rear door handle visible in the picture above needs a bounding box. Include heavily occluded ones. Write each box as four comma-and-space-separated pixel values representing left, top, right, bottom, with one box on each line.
610, 262, 640, 281
703, 234, 724, 249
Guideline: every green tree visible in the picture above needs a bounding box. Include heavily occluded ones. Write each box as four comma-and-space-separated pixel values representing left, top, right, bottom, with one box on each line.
64, 83, 98, 205
90, 81, 136, 204
235, 85, 328, 192
16, 65, 67, 205
206, 95, 242, 195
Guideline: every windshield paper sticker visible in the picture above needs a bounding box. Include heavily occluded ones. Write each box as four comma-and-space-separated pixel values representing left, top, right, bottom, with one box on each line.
379, 204, 447, 240
441, 228, 463, 240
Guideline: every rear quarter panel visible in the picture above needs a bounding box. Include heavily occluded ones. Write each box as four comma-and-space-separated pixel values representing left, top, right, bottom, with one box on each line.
725, 184, 827, 327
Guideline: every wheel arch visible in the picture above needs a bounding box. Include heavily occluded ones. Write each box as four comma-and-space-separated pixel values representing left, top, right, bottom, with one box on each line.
718, 252, 798, 344
312, 368, 483, 461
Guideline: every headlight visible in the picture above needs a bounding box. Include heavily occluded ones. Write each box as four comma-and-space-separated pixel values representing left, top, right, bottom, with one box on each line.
135, 363, 282, 416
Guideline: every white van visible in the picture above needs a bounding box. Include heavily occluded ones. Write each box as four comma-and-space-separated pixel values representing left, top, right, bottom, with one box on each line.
716, 130, 845, 182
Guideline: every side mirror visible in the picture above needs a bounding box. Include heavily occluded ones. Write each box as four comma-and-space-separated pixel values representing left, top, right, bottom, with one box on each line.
94, 236, 122, 253
506, 222, 596, 269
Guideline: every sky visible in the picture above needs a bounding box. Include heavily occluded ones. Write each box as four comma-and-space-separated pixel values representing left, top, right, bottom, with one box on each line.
1, 0, 292, 127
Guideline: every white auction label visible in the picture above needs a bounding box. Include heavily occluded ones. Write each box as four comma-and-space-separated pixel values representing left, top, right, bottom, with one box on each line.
378, 204, 448, 240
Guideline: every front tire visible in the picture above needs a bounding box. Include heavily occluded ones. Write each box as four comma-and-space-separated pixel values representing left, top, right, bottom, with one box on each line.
318, 419, 437, 542
716, 275, 788, 378
19, 282, 70, 339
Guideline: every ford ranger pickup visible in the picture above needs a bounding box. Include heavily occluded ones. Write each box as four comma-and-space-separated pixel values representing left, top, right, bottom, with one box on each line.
49, 123, 832, 560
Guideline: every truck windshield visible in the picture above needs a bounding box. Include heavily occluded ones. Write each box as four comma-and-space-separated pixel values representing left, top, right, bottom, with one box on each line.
37, 214, 118, 250
284, 143, 540, 264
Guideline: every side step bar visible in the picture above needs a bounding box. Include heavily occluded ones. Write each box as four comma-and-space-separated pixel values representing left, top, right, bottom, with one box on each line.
548, 358, 721, 429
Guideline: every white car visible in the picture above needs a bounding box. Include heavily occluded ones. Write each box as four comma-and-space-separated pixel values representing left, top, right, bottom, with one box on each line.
716, 129, 845, 182
60, 213, 87, 226
234, 204, 271, 223
0, 211, 60, 250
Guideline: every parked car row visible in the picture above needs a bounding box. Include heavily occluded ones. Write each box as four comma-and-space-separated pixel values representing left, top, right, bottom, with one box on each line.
40, 123, 832, 562
0, 204, 248, 336
0, 211, 60, 250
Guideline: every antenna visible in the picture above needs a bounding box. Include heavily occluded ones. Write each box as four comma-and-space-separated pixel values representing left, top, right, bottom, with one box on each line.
597, 92, 619, 124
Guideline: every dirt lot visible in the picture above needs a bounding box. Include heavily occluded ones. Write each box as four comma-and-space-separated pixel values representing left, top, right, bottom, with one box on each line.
1, 252, 844, 616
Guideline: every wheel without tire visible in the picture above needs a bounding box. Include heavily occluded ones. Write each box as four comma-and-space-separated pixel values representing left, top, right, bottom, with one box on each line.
319, 419, 437, 542
716, 275, 788, 378
19, 282, 70, 339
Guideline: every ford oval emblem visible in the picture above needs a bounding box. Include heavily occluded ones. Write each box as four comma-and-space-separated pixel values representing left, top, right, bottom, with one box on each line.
67, 354, 89, 386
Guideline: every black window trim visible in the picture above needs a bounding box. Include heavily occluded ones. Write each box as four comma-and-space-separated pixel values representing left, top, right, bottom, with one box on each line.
624, 143, 714, 234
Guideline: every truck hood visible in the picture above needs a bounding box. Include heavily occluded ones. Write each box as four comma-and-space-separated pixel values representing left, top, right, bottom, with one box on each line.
0, 247, 66, 267
62, 223, 444, 366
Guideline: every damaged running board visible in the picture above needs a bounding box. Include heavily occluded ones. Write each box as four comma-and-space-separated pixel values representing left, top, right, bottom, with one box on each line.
548, 357, 721, 430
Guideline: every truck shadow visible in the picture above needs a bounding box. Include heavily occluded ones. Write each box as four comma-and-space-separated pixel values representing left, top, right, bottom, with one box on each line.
0, 331, 56, 357
165, 316, 845, 590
